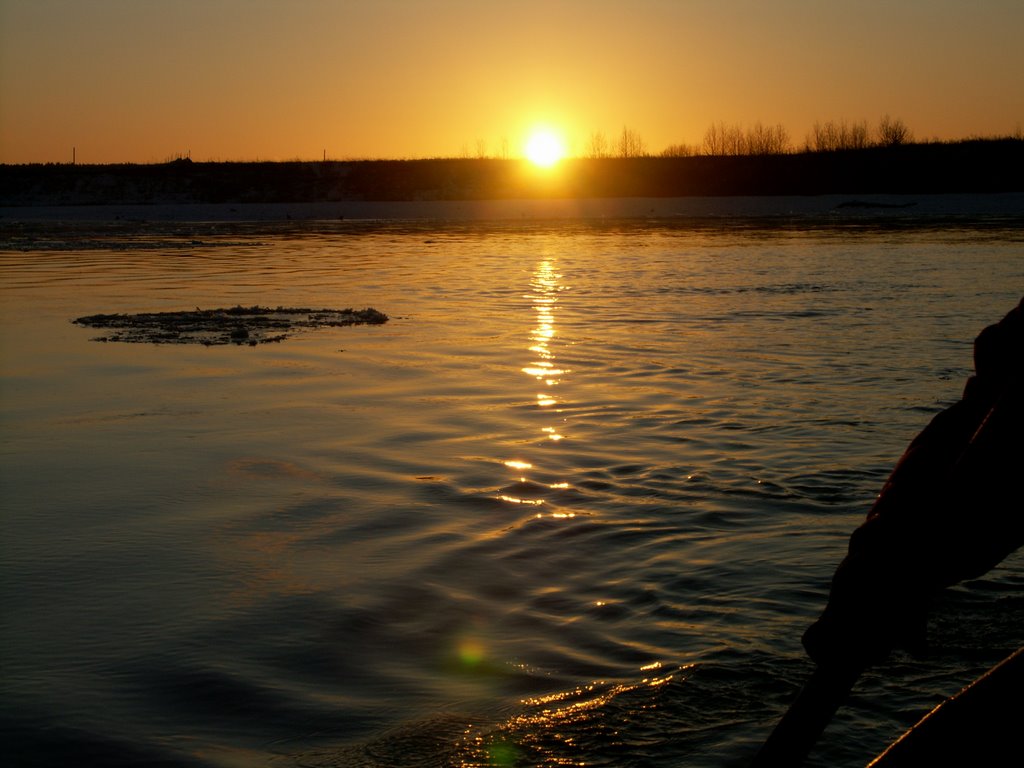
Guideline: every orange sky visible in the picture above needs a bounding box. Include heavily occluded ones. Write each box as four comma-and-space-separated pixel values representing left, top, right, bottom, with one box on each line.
1, 0, 1022, 164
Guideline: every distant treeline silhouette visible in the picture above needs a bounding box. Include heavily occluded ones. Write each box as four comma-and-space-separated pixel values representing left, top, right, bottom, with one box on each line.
689, 115, 917, 156
449, 118, 1022, 161
3, 137, 1022, 205
461, 118, 920, 161
572, 116, 1024, 159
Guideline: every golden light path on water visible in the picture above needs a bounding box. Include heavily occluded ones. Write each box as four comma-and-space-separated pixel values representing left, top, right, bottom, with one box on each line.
418, 252, 693, 767
499, 257, 572, 513
449, 256, 686, 767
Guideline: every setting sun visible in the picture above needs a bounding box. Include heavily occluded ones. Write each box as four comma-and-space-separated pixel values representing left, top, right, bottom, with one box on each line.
524, 130, 566, 168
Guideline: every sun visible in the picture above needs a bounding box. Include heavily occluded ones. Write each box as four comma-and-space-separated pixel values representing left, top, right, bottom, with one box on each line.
524, 130, 566, 168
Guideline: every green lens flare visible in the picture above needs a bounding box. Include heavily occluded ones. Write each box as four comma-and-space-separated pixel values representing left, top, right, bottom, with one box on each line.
488, 740, 519, 766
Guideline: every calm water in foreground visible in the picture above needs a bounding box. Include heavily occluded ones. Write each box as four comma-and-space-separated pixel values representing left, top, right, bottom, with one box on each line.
2, 196, 1023, 767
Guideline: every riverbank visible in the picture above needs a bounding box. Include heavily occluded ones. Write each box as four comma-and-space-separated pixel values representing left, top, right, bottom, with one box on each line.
2, 193, 1023, 226
2, 139, 1022, 209
3, 193, 1023, 226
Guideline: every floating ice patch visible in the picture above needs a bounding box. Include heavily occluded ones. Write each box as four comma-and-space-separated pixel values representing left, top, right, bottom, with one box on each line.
73, 305, 388, 345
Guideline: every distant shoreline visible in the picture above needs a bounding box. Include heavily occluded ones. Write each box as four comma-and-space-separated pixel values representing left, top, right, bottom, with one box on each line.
2, 140, 1022, 212
4, 194, 1024, 225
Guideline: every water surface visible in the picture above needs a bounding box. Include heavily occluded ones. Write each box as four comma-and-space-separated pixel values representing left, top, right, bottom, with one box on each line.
2, 196, 1023, 767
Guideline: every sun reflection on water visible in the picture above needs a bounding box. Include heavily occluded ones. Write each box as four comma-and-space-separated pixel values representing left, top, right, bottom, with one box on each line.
498, 258, 575, 509
456, 665, 688, 767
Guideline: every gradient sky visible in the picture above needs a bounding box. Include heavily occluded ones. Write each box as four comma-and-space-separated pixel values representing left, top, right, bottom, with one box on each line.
2, 0, 1022, 164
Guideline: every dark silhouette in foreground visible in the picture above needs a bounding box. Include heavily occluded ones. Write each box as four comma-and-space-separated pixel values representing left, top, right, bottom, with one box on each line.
754, 297, 1024, 766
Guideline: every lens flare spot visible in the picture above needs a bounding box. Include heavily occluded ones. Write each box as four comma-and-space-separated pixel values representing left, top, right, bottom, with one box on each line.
487, 740, 520, 767
458, 637, 485, 668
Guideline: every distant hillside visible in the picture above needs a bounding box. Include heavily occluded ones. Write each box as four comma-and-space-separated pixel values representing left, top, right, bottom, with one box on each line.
2, 139, 1022, 206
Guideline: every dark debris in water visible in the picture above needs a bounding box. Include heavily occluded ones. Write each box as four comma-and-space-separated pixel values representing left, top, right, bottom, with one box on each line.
73, 305, 388, 346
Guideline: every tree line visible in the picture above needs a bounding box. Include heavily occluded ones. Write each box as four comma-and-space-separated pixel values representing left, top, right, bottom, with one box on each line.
474, 116, 919, 160
663, 115, 915, 157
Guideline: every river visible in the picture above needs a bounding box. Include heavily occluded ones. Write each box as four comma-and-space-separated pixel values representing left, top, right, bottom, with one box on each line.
2, 195, 1023, 766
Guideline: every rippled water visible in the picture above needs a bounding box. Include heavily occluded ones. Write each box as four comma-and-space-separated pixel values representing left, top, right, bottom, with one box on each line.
2, 197, 1023, 767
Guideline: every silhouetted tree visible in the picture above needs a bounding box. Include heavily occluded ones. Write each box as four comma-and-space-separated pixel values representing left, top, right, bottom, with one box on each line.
806, 119, 869, 151
587, 130, 609, 158
848, 120, 871, 149
725, 124, 746, 155
660, 143, 696, 157
807, 121, 832, 152
877, 115, 913, 146
617, 126, 647, 157
702, 121, 790, 156
702, 121, 741, 155
746, 122, 791, 155
701, 123, 722, 155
